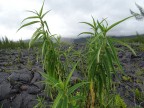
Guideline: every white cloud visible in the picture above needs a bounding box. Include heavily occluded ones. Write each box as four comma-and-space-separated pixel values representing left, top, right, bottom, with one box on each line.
0, 0, 144, 40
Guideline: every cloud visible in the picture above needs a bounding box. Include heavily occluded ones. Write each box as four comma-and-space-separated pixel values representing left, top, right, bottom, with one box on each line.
44, 0, 142, 36
0, 0, 144, 40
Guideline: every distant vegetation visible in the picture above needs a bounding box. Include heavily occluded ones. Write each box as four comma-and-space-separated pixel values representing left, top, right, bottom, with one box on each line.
120, 35, 144, 44
1, 35, 144, 49
0, 37, 42, 49
0, 37, 28, 49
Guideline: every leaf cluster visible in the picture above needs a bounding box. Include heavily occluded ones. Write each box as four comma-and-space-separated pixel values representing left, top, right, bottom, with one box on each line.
18, 1, 136, 108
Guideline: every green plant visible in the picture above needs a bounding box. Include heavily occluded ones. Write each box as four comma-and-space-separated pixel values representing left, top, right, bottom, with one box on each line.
18, 1, 87, 107
134, 88, 144, 103
34, 96, 47, 108
18, 1, 137, 107
79, 16, 136, 107
136, 69, 144, 76
138, 44, 144, 51
27, 57, 33, 69
42, 61, 88, 108
122, 75, 131, 82
18, 0, 65, 79
115, 95, 127, 108
135, 88, 141, 100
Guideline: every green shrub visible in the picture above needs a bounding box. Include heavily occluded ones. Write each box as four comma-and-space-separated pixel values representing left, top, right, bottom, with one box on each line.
79, 16, 136, 107
18, 1, 136, 107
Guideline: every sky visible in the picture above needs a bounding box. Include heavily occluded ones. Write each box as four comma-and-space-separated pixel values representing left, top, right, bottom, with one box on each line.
0, 0, 144, 41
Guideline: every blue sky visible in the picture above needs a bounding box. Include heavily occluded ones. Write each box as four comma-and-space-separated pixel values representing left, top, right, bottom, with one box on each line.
0, 0, 144, 41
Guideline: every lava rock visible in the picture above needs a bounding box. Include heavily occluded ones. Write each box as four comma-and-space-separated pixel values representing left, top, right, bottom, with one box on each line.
140, 101, 144, 108
139, 61, 144, 68
27, 85, 41, 94
8, 69, 32, 83
31, 72, 41, 83
0, 72, 9, 84
0, 81, 11, 101
21, 92, 37, 108
33, 81, 44, 91
0, 99, 11, 108
11, 94, 23, 108
27, 100, 38, 108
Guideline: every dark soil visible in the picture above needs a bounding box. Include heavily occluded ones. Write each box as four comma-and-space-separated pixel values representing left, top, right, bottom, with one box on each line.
0, 43, 144, 108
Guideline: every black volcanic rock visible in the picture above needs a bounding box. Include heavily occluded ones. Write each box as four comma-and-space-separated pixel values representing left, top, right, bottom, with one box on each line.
8, 69, 32, 83
0, 81, 11, 101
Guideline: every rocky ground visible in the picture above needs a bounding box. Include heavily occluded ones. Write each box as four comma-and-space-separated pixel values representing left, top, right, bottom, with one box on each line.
114, 44, 144, 108
0, 43, 144, 108
0, 48, 51, 108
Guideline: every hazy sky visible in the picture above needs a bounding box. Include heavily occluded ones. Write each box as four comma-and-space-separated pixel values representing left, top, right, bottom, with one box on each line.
0, 0, 144, 41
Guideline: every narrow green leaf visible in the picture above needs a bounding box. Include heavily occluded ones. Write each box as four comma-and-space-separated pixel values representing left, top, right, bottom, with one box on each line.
53, 80, 64, 90
91, 16, 96, 28
98, 75, 103, 103
78, 32, 94, 36
43, 21, 51, 34
70, 95, 85, 101
41, 10, 51, 19
29, 31, 42, 48
111, 38, 136, 56
42, 73, 58, 85
26, 10, 38, 15
21, 16, 39, 23
100, 64, 107, 88
97, 43, 102, 63
52, 82, 63, 91
105, 97, 114, 107
68, 82, 89, 94
105, 48, 116, 74
65, 60, 79, 86
107, 38, 123, 72
42, 41, 46, 58
88, 51, 97, 73
61, 97, 68, 108
107, 16, 133, 32
17, 21, 40, 32
80, 22, 95, 29
97, 20, 106, 33
52, 93, 63, 108
103, 18, 108, 28
100, 18, 108, 24
90, 33, 101, 44
29, 27, 42, 48
104, 65, 111, 91
39, 0, 45, 16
